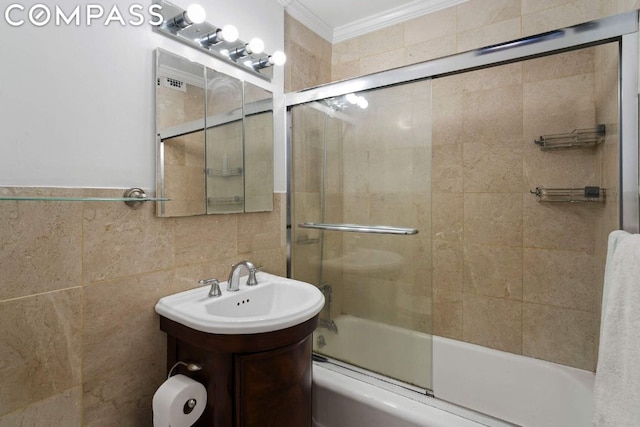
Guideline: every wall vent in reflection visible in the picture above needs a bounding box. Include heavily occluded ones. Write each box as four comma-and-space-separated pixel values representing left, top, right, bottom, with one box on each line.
160, 77, 186, 92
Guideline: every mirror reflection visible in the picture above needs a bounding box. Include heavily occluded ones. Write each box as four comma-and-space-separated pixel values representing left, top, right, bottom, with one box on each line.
205, 67, 244, 214
244, 82, 274, 213
156, 51, 206, 216
155, 49, 274, 217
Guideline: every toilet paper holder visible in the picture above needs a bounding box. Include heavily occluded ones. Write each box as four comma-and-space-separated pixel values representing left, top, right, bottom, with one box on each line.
167, 361, 203, 415
184, 398, 197, 414
168, 361, 202, 379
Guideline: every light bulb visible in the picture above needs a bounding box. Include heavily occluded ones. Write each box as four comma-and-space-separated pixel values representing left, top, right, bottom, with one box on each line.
247, 38, 265, 54
186, 4, 206, 24
345, 93, 358, 104
220, 25, 238, 42
199, 24, 238, 48
269, 51, 287, 66
357, 97, 369, 109
164, 5, 205, 31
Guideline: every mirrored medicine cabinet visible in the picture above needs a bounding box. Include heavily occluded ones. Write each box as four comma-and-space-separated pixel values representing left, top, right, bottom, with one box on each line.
155, 48, 274, 217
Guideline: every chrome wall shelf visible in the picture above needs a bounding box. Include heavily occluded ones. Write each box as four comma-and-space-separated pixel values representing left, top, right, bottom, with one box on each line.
530, 186, 606, 203
534, 124, 606, 150
0, 188, 168, 209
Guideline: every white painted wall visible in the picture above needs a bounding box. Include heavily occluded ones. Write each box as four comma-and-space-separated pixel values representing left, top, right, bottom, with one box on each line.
0, 0, 286, 192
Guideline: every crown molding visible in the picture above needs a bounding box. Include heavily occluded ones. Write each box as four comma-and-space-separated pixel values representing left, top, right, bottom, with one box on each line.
285, 0, 468, 44
284, 1, 334, 42
334, 0, 467, 43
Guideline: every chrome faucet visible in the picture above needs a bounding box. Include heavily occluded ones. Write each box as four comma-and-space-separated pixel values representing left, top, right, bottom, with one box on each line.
226, 261, 258, 291
198, 278, 222, 297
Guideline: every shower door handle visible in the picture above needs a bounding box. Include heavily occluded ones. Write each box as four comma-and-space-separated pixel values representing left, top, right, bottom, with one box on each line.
298, 222, 418, 235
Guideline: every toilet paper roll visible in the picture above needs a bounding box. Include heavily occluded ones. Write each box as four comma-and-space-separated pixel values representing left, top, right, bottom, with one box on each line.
153, 374, 207, 427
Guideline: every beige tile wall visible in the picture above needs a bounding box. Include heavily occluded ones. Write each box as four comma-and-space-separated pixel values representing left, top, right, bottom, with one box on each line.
289, 45, 616, 370
331, 0, 638, 81
431, 44, 621, 370
0, 187, 286, 424
284, 14, 332, 92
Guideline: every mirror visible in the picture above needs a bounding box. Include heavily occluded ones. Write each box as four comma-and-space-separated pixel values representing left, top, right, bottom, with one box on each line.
243, 82, 274, 213
155, 49, 274, 217
205, 67, 244, 214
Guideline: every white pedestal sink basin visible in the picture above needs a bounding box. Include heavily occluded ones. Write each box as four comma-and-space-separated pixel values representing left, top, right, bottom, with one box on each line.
155, 272, 325, 334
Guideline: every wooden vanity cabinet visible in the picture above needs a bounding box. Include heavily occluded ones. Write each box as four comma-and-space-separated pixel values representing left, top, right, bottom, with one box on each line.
159, 315, 319, 427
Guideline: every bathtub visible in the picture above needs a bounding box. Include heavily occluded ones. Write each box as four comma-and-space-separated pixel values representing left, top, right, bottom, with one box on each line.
312, 315, 595, 427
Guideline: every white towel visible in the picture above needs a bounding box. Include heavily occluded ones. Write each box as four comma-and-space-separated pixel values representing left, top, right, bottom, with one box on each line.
593, 230, 640, 426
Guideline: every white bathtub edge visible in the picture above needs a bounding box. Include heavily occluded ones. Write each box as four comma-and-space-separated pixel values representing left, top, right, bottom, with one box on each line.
433, 335, 595, 427
313, 362, 511, 427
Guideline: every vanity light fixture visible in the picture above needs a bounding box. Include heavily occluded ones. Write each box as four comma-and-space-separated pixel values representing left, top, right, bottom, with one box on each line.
153, 0, 285, 80
198, 24, 239, 48
253, 51, 287, 70
163, 3, 206, 32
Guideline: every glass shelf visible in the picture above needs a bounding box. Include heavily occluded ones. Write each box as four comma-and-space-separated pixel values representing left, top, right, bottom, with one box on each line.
205, 167, 243, 177
207, 196, 244, 205
0, 188, 169, 209
0, 196, 169, 202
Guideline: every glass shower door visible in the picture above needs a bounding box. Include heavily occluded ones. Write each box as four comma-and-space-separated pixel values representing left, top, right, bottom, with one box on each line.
290, 79, 433, 390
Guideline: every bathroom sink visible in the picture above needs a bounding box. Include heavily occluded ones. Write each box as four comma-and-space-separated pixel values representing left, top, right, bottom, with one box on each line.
155, 272, 325, 334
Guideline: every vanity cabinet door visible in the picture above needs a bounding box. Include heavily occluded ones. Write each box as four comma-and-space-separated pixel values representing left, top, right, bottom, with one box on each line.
234, 336, 313, 427
160, 315, 318, 427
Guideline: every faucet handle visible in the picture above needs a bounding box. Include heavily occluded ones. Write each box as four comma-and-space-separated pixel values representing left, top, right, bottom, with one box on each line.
247, 268, 258, 286
198, 278, 222, 297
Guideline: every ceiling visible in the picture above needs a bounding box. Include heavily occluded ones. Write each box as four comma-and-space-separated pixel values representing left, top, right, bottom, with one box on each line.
280, 0, 468, 43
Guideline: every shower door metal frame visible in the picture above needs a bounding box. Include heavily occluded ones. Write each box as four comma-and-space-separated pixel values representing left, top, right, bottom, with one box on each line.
285, 10, 640, 242
621, 31, 640, 233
